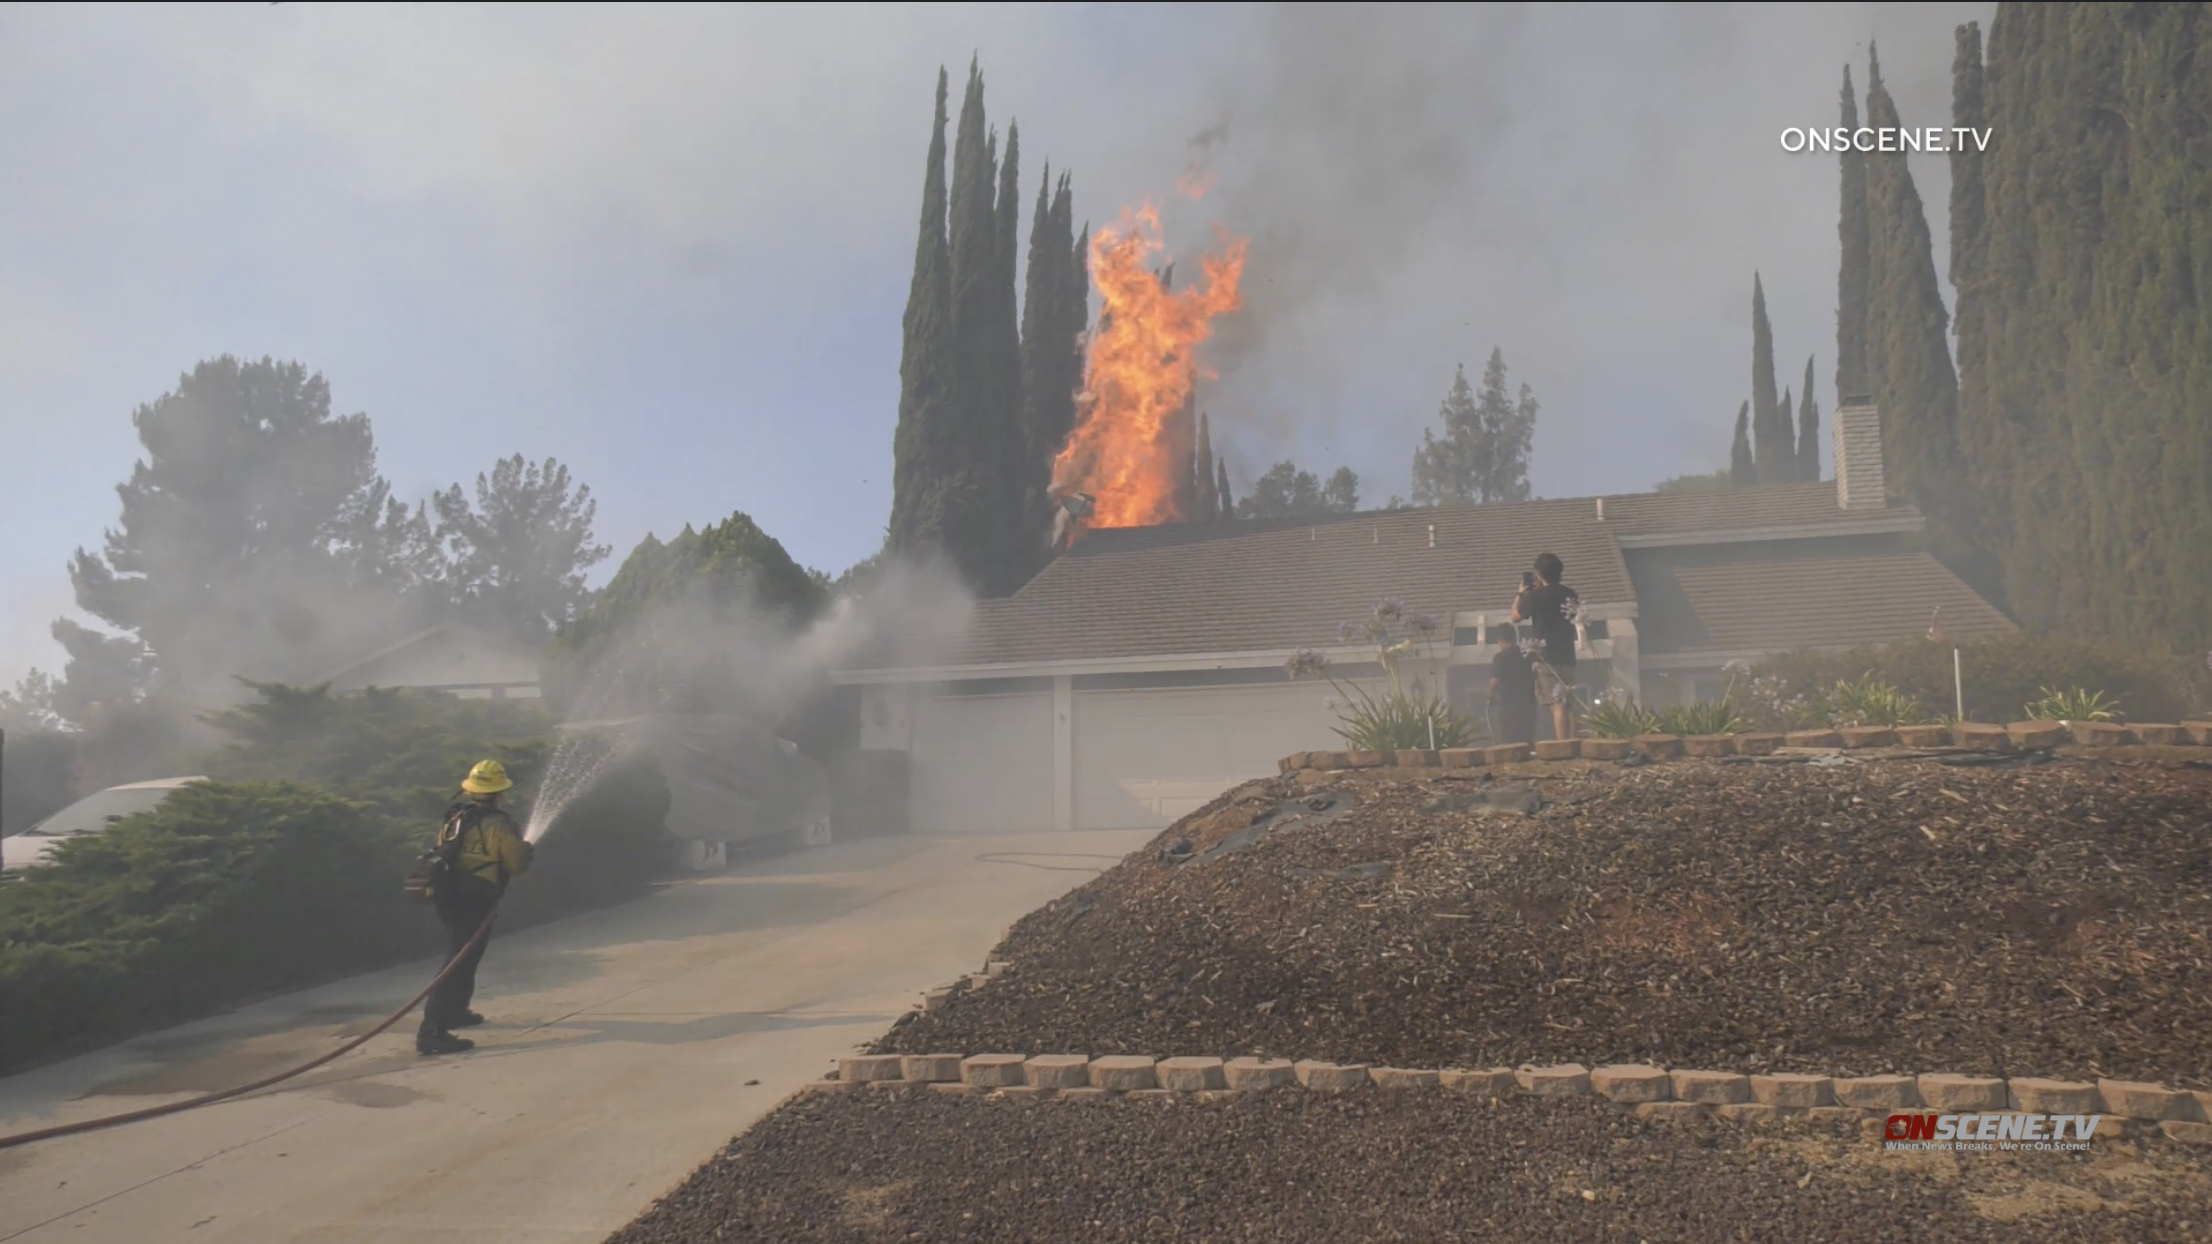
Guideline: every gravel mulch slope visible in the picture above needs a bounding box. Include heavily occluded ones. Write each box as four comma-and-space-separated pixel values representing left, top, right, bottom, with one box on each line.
872, 758, 2212, 1085
605, 1089, 2212, 1244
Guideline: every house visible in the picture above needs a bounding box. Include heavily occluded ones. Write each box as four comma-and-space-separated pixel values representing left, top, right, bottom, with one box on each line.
831, 403, 2016, 833
317, 622, 547, 701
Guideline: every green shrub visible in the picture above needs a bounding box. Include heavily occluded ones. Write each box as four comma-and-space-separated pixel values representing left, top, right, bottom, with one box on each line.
1825, 676, 1932, 728
0, 781, 435, 1073
1744, 635, 2207, 727
1653, 698, 1749, 737
2020, 686, 2121, 722
1581, 697, 1661, 740
1328, 685, 1479, 752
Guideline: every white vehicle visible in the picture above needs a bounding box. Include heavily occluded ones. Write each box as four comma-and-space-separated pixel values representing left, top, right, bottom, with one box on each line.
1, 776, 207, 873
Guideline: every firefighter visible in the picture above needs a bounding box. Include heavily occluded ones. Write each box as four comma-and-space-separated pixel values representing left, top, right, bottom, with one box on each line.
418, 760, 533, 1056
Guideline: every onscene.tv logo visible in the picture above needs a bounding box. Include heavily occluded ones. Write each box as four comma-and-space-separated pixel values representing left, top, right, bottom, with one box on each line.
1884, 1113, 2101, 1151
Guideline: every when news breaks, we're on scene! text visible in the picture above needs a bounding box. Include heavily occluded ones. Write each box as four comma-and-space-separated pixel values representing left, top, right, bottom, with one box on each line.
1780, 126, 1993, 154
1883, 1112, 2103, 1152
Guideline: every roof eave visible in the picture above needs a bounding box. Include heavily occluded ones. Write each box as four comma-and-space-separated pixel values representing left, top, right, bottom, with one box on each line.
1613, 513, 1922, 549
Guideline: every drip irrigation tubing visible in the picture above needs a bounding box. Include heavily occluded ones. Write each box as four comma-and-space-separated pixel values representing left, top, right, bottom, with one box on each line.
0, 903, 501, 1153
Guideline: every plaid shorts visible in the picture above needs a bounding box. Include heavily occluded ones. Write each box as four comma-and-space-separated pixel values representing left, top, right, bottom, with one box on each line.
1534, 662, 1575, 706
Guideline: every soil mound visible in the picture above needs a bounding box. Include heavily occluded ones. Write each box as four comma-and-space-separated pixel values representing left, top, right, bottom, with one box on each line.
874, 760, 2212, 1085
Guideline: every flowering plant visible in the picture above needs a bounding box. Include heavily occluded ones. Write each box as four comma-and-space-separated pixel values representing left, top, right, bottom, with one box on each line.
1286, 598, 1476, 750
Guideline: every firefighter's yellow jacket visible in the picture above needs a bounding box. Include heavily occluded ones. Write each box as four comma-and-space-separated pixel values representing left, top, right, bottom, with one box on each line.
452, 806, 532, 886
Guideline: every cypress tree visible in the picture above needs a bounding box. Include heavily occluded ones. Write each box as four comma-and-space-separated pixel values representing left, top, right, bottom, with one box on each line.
1729, 402, 1754, 486
887, 70, 956, 564
1751, 273, 1787, 482
1948, 20, 2007, 589
942, 62, 1016, 594
1194, 412, 1219, 521
986, 121, 1025, 590
1836, 66, 1872, 407
1797, 356, 1821, 481
1216, 459, 1233, 519
1018, 165, 1061, 567
1777, 386, 1795, 481
1862, 46, 1984, 592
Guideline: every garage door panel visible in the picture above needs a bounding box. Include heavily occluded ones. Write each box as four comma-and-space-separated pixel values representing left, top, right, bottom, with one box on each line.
910, 693, 1053, 834
1074, 685, 1336, 830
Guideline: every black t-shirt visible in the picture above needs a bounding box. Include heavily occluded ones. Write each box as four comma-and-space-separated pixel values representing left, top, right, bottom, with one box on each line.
1518, 583, 1582, 667
1489, 648, 1535, 704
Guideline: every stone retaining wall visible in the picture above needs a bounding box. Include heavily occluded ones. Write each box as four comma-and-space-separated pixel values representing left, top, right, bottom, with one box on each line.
819, 1052, 2212, 1146
1278, 720, 2212, 774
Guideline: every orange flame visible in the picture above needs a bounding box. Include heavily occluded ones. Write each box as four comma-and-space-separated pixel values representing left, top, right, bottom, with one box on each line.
1052, 203, 1247, 529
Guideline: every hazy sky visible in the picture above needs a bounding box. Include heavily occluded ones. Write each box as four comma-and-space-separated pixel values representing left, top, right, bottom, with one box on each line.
0, 1, 1992, 688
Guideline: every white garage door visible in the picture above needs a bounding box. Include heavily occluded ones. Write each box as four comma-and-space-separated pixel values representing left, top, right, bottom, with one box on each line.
1074, 684, 1336, 830
909, 692, 1055, 835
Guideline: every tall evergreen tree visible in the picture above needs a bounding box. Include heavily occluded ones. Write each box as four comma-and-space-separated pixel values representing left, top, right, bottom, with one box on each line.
1836, 66, 1872, 407
1018, 165, 1062, 562
1797, 356, 1822, 481
1751, 273, 1789, 481
887, 69, 956, 567
1776, 387, 1795, 481
1216, 458, 1233, 519
1729, 402, 1754, 486
1951, 2, 2211, 651
1409, 363, 1484, 505
1194, 412, 1219, 521
1947, 20, 2008, 586
984, 120, 1026, 589
1862, 46, 1985, 591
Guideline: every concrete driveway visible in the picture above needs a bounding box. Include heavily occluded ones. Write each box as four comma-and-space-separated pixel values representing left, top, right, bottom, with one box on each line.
0, 829, 1150, 1244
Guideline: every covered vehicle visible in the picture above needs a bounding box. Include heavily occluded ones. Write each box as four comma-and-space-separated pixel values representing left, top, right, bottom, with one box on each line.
556, 715, 829, 871
1, 776, 208, 873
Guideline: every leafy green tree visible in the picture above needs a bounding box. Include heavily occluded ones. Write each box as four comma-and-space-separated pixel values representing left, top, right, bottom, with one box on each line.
1654, 470, 1731, 495
1236, 461, 1359, 519
432, 455, 611, 642
1729, 401, 1754, 485
1409, 364, 1485, 505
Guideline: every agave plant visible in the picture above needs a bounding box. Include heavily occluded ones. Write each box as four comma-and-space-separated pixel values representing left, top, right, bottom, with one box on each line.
1329, 679, 1480, 751
1655, 697, 1748, 737
2021, 686, 2120, 723
1581, 695, 1661, 740
1826, 675, 1929, 728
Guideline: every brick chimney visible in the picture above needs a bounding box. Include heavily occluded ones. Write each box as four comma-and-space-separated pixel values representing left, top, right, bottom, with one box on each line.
1832, 399, 1885, 510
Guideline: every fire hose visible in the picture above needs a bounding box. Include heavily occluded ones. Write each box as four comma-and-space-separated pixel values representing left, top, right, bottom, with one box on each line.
0, 902, 500, 1152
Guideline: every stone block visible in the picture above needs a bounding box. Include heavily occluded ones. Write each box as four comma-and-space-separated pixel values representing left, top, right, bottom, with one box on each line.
1589, 1065, 1671, 1103
1195, 1089, 1242, 1104
1671, 1070, 1752, 1105
839, 1055, 906, 1084
1517, 1064, 1593, 1096
1633, 734, 1684, 760
2159, 1121, 2212, 1146
1838, 726, 1898, 749
1681, 735, 1735, 758
2006, 721, 2068, 750
923, 986, 953, 1013
1894, 725, 1952, 747
1786, 729, 1844, 748
1058, 1087, 1109, 1101
1917, 1074, 2007, 1112
1346, 750, 1386, 769
1484, 743, 1532, 766
1717, 1103, 1789, 1125
2182, 722, 2212, 746
1125, 1089, 1178, 1101
1156, 1056, 1228, 1091
2130, 724, 2186, 745
1279, 752, 1311, 774
1734, 733, 1784, 755
1834, 1075, 1921, 1109
1294, 1061, 1371, 1092
1438, 748, 1485, 769
1440, 1068, 1519, 1096
1635, 1101, 1713, 1123
1314, 751, 1353, 770
2195, 1091, 2212, 1121
961, 1054, 1028, 1088
1371, 1067, 1441, 1091
2071, 721, 2132, 747
1392, 749, 1440, 768
1578, 738, 1635, 760
926, 1082, 976, 1096
1224, 1057, 1297, 1090
1534, 739, 1579, 761
993, 1085, 1054, 1099
2096, 1079, 2191, 1121
1953, 722, 2013, 750
1752, 1074, 1835, 1108
868, 1078, 919, 1092
2008, 1077, 2101, 1114
1088, 1055, 1159, 1091
1023, 1055, 1091, 1089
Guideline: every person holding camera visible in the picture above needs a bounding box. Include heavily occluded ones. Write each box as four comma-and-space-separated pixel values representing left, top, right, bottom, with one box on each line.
1511, 552, 1582, 742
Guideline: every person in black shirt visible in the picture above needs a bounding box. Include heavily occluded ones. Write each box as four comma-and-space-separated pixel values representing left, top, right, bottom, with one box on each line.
1487, 627, 1537, 746
1511, 551, 1582, 741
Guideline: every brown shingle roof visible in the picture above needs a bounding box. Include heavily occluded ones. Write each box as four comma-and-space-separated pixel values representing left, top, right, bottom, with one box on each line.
1631, 549, 2017, 656
925, 500, 1637, 668
1594, 481, 1920, 536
